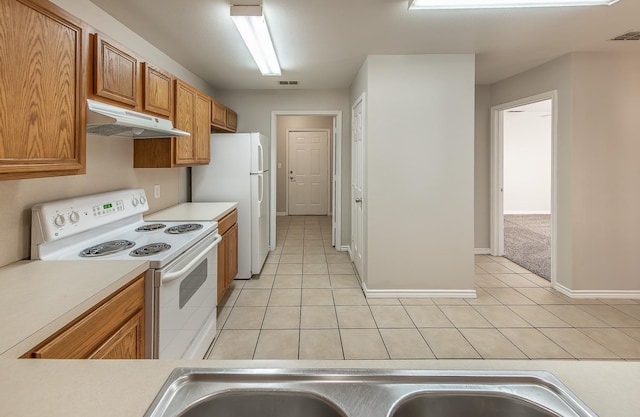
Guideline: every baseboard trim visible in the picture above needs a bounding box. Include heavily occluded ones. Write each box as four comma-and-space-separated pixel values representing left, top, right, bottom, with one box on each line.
474, 248, 491, 255
554, 283, 640, 299
504, 211, 551, 215
276, 212, 288, 216
362, 286, 477, 299
339, 245, 350, 253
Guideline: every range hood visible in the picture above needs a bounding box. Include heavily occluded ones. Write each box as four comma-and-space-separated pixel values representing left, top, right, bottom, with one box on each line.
86, 99, 190, 138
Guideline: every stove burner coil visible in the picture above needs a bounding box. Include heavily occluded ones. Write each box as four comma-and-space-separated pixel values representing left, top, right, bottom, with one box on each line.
135, 223, 166, 232
165, 223, 203, 234
79, 240, 136, 257
129, 243, 171, 257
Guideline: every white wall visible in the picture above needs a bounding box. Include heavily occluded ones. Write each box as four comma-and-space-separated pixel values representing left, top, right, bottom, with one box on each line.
0, 0, 214, 267
490, 52, 640, 293
351, 55, 476, 293
214, 89, 352, 245
570, 52, 640, 291
475, 86, 491, 250
503, 108, 552, 214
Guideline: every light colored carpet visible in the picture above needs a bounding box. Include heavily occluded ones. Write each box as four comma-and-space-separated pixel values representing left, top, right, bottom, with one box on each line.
504, 214, 551, 280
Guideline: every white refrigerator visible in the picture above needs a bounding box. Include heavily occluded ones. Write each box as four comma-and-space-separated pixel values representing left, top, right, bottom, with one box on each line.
192, 132, 271, 279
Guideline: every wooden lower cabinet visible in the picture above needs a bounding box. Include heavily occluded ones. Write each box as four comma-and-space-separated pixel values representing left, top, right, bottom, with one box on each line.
23, 274, 145, 359
217, 209, 238, 303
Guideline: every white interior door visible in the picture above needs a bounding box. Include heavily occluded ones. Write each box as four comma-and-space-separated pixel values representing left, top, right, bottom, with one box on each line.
288, 130, 329, 215
351, 95, 364, 276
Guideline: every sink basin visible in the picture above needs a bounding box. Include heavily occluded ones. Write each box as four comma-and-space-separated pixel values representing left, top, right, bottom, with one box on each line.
391, 393, 559, 417
144, 369, 598, 417
177, 391, 346, 417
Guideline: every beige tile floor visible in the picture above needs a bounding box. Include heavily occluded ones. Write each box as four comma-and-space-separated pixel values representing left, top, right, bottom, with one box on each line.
208, 216, 640, 361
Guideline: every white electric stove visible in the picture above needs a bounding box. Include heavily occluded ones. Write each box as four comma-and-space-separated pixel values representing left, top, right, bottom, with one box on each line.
31, 189, 222, 359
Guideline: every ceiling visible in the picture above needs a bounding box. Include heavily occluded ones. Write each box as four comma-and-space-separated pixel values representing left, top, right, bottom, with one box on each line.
89, 0, 640, 90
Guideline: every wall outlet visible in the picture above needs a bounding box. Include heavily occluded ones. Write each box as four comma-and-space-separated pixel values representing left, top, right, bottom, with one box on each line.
153, 184, 161, 199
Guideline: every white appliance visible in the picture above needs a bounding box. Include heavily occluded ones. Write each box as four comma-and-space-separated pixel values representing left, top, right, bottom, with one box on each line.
86, 99, 190, 138
192, 132, 271, 279
30, 189, 221, 360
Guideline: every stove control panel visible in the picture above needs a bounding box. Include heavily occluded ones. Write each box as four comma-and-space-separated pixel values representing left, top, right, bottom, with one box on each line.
31, 189, 150, 243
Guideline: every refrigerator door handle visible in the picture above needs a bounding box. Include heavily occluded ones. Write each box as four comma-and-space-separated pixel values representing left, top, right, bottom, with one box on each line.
257, 173, 264, 214
257, 142, 264, 173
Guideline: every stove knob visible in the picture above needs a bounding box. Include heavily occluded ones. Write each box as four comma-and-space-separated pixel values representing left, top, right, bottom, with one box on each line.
69, 211, 80, 223
132, 197, 139, 207
54, 214, 65, 227
140, 195, 147, 205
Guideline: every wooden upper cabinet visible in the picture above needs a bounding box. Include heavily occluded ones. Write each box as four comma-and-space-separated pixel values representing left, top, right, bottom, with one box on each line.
211, 99, 238, 133
195, 93, 211, 164
93, 33, 138, 107
142, 62, 173, 118
174, 79, 196, 165
0, 0, 86, 181
226, 108, 238, 132
211, 100, 227, 127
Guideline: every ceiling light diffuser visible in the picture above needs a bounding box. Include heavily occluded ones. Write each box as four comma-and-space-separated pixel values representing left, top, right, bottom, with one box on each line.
408, 0, 619, 9
231, 5, 281, 76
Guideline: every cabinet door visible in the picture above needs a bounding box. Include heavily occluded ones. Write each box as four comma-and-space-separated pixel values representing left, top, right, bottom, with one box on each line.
143, 62, 173, 117
89, 309, 144, 359
174, 80, 195, 165
26, 276, 145, 359
226, 223, 239, 288
211, 100, 227, 127
94, 34, 138, 107
226, 109, 238, 132
0, 0, 86, 180
194, 93, 211, 164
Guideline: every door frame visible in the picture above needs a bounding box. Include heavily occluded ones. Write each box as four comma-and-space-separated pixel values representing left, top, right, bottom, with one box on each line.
285, 129, 332, 216
271, 110, 343, 250
490, 90, 558, 285
350, 93, 366, 280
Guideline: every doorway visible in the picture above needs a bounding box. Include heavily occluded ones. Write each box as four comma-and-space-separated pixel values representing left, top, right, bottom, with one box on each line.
491, 91, 557, 284
287, 130, 330, 216
271, 111, 343, 249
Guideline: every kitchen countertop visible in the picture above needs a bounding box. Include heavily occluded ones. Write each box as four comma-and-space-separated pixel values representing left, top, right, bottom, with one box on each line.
0, 359, 638, 416
145, 202, 238, 222
0, 260, 149, 358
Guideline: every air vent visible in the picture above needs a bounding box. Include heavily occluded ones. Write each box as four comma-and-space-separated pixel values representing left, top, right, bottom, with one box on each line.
279, 80, 299, 85
611, 31, 640, 41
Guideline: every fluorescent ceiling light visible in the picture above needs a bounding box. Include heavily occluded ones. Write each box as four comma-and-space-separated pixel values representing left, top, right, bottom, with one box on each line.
231, 5, 281, 76
408, 0, 620, 9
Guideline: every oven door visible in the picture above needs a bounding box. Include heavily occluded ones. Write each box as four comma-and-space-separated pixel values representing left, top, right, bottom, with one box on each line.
153, 231, 222, 359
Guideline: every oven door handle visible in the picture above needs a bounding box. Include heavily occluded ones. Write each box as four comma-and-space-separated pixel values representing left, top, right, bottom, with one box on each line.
161, 233, 222, 285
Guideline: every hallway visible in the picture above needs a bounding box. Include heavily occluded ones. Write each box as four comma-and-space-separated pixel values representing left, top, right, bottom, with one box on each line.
208, 216, 640, 360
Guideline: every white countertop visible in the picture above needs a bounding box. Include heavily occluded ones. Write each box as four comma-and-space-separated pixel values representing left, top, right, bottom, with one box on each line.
0, 260, 149, 358
0, 359, 638, 417
145, 202, 238, 222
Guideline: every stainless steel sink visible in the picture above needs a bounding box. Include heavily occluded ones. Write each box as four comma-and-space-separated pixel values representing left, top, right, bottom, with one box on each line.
144, 369, 599, 417
391, 393, 561, 417
176, 391, 346, 417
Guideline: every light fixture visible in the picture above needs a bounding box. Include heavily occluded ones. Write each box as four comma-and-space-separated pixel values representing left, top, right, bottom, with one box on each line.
231, 5, 281, 76
408, 0, 620, 9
